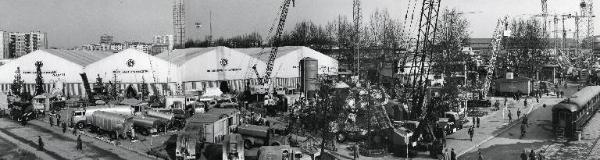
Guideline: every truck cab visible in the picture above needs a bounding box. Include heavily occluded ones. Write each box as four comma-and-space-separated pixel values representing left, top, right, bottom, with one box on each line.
71, 110, 86, 129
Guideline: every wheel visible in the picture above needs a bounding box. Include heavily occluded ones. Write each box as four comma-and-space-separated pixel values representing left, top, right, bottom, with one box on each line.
76, 122, 85, 129
244, 139, 253, 149
141, 129, 149, 136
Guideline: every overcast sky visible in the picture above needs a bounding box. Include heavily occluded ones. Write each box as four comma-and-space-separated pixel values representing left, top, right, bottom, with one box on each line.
0, 0, 594, 48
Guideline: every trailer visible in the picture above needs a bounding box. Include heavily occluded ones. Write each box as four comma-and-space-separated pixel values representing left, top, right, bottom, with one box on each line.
70, 104, 134, 129
88, 111, 134, 139
132, 116, 164, 136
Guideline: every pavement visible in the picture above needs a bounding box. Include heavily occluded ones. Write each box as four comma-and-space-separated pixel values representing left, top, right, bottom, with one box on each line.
327, 83, 574, 160
0, 117, 157, 160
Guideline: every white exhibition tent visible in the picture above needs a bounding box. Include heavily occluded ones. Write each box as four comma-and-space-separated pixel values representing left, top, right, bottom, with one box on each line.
236, 46, 339, 78
155, 46, 267, 92
0, 49, 111, 95
85, 49, 180, 95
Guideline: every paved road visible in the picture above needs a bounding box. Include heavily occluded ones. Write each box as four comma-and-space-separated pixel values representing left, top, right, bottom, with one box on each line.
459, 83, 578, 160
0, 117, 154, 160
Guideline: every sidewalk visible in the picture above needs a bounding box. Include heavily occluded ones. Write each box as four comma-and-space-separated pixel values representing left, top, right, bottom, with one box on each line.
448, 95, 563, 158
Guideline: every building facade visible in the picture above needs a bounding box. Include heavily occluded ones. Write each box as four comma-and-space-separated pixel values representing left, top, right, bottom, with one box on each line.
0, 31, 8, 59
8, 31, 48, 58
100, 34, 114, 44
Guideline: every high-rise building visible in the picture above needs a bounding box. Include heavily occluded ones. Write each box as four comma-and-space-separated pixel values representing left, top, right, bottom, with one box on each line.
100, 34, 114, 44
153, 35, 174, 50
173, 0, 185, 48
0, 31, 9, 59
8, 31, 47, 58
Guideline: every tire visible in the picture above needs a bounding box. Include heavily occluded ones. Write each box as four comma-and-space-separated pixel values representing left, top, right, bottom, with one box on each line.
141, 129, 149, 136
244, 139, 253, 149
76, 122, 85, 129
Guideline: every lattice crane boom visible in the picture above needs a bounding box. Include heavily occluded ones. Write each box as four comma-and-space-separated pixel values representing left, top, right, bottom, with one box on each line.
263, 0, 295, 87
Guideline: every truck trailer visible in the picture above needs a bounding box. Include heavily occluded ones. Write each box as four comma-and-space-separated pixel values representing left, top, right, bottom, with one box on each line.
88, 111, 134, 140
71, 105, 134, 129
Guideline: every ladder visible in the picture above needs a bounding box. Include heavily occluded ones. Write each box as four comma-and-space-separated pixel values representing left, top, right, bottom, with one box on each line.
556, 127, 565, 141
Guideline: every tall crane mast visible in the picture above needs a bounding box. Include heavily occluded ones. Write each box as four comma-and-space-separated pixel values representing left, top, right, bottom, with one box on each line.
258, 0, 295, 94
409, 0, 442, 120
541, 0, 549, 38
353, 0, 362, 76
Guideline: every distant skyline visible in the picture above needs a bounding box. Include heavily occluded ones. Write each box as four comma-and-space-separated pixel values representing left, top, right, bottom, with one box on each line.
0, 0, 596, 48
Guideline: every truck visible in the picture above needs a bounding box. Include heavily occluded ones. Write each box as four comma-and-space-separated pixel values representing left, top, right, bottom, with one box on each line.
176, 123, 202, 160
237, 124, 289, 149
88, 111, 134, 140
70, 104, 134, 129
146, 110, 184, 129
132, 116, 164, 136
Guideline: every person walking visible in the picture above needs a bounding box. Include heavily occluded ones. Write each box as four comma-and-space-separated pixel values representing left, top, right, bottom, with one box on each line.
523, 115, 529, 127
524, 99, 528, 107
536, 96, 539, 103
521, 150, 528, 160
38, 136, 44, 151
521, 124, 527, 138
504, 97, 508, 106
56, 114, 61, 127
353, 143, 360, 160
451, 148, 456, 160
444, 148, 450, 160
49, 115, 54, 127
476, 117, 481, 128
517, 109, 522, 118
508, 110, 513, 123
468, 126, 474, 141
76, 135, 82, 151
529, 150, 537, 160
62, 122, 67, 134
72, 126, 77, 135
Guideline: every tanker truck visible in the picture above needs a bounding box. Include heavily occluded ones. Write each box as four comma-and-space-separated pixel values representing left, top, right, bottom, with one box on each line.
71, 104, 133, 129
146, 110, 184, 129
132, 116, 164, 136
88, 111, 134, 140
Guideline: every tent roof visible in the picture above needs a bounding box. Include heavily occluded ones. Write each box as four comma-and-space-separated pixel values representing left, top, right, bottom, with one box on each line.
155, 47, 218, 65
235, 46, 303, 62
43, 49, 112, 66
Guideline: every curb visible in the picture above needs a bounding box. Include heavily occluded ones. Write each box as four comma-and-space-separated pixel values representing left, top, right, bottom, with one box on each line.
457, 102, 546, 157
30, 120, 160, 160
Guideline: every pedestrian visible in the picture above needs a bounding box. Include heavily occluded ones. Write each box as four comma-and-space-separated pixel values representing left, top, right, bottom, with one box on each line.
353, 143, 360, 160
508, 110, 513, 122
49, 115, 53, 127
478, 150, 485, 160
524, 99, 528, 107
451, 148, 456, 160
561, 91, 564, 98
56, 114, 61, 127
472, 116, 476, 125
521, 124, 527, 138
536, 96, 539, 103
523, 115, 529, 127
517, 109, 521, 118
444, 148, 450, 160
72, 126, 77, 135
37, 136, 44, 151
529, 150, 537, 160
521, 150, 528, 160
476, 117, 480, 128
504, 97, 508, 106
62, 122, 66, 134
76, 135, 82, 150
468, 126, 474, 141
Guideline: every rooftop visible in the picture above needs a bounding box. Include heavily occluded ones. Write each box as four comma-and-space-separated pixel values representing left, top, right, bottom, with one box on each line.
43, 49, 112, 66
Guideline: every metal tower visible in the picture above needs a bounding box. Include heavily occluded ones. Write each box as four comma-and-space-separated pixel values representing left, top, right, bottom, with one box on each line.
173, 0, 186, 48
353, 0, 362, 76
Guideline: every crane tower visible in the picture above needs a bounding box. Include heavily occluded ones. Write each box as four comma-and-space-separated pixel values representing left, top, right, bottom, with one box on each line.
173, 0, 186, 48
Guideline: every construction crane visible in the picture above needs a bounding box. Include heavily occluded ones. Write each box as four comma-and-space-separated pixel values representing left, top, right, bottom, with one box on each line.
408, 0, 442, 121
541, 0, 549, 38
353, 0, 362, 77
250, 0, 295, 96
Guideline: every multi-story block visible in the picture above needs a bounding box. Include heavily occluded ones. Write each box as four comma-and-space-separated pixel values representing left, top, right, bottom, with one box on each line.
8, 31, 47, 58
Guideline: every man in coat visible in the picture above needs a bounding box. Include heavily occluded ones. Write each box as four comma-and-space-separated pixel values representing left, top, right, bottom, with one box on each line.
76, 135, 83, 150
38, 136, 44, 151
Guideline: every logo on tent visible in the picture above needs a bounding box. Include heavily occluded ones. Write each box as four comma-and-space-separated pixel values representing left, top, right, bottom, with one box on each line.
220, 58, 228, 66
126, 59, 135, 67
